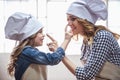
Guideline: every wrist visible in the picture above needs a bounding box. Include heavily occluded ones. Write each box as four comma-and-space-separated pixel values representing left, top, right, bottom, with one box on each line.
64, 38, 71, 42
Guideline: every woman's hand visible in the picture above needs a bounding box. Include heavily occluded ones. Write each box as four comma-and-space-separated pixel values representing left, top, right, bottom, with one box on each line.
46, 34, 58, 52
64, 24, 73, 40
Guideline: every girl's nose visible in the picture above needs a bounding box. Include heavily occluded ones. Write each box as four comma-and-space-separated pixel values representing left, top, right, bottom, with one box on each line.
42, 34, 45, 37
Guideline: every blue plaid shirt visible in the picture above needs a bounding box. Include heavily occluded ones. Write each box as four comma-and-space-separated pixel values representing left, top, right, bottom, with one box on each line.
75, 30, 120, 80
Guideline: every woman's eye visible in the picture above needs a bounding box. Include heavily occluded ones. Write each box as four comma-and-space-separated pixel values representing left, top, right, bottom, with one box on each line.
71, 17, 77, 21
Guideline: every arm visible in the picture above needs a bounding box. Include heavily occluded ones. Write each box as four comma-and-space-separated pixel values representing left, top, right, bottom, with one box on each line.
22, 46, 65, 65
47, 31, 73, 51
60, 32, 73, 50
62, 56, 77, 75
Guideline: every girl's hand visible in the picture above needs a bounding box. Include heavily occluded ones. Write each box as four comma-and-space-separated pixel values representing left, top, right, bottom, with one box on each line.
46, 34, 58, 52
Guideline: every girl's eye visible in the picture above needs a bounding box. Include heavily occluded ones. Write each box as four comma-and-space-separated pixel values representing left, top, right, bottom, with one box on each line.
38, 32, 41, 33
38, 30, 42, 33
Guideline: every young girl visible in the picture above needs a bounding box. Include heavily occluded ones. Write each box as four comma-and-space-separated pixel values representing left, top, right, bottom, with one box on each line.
62, 0, 120, 80
5, 12, 73, 80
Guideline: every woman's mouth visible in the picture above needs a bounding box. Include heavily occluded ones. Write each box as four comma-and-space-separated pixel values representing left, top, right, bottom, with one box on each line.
71, 27, 76, 31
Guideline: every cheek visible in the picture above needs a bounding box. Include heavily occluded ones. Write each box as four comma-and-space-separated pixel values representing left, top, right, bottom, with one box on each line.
73, 29, 79, 35
34, 35, 41, 42
34, 37, 42, 46
73, 26, 84, 35
34, 37, 39, 44
72, 26, 80, 34
36, 34, 42, 39
76, 23, 84, 32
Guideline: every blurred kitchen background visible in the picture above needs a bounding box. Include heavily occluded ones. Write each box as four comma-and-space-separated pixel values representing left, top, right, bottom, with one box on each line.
0, 0, 120, 80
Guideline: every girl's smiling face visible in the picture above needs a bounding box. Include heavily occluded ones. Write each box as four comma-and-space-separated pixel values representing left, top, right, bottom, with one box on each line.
34, 29, 45, 46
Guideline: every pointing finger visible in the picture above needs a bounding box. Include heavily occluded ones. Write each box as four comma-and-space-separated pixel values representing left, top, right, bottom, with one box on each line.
46, 34, 56, 42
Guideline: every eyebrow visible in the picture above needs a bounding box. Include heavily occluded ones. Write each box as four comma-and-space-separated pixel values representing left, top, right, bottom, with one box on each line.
68, 14, 76, 17
37, 29, 42, 33
69, 15, 77, 18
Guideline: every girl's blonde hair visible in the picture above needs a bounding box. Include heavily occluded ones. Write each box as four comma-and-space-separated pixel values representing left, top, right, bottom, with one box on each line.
75, 18, 120, 44
7, 31, 38, 76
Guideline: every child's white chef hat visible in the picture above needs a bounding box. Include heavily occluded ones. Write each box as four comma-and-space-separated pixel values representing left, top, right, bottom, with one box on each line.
5, 12, 43, 41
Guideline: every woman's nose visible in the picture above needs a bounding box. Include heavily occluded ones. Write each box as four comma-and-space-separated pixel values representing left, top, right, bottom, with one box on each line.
68, 21, 72, 26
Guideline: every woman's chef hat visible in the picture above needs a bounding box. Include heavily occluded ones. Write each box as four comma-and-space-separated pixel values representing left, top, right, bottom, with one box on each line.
5, 12, 43, 41
67, 0, 108, 24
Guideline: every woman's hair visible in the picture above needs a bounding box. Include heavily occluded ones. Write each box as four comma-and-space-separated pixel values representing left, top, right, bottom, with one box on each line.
75, 18, 120, 44
7, 31, 38, 76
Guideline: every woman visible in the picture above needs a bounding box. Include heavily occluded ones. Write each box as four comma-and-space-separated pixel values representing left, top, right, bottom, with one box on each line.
4, 12, 73, 80
62, 0, 120, 80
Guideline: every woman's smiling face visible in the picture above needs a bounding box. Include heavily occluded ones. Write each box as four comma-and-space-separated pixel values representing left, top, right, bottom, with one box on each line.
67, 14, 84, 36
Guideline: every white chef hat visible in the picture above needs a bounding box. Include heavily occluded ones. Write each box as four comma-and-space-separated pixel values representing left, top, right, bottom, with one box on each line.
67, 0, 108, 24
5, 12, 43, 41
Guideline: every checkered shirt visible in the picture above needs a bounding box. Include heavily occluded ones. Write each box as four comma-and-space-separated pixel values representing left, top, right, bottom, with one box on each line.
75, 30, 120, 80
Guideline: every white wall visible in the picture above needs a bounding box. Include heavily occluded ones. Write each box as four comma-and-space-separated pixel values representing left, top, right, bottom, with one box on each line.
0, 0, 120, 54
